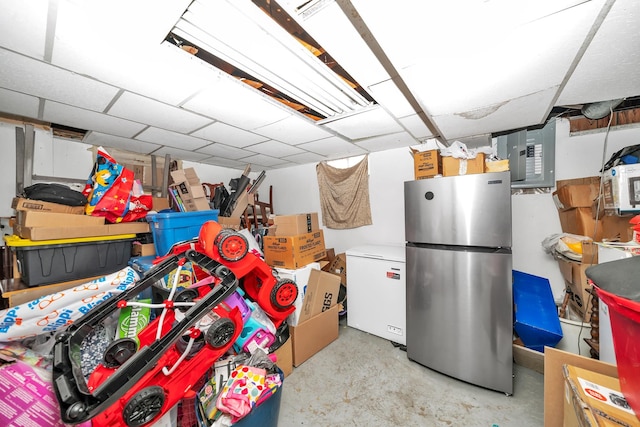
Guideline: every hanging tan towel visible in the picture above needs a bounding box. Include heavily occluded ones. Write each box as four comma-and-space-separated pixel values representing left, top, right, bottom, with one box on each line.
316, 156, 372, 229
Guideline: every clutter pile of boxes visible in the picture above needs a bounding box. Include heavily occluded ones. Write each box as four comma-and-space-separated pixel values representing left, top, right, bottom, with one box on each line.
551, 177, 636, 324
1, 169, 346, 426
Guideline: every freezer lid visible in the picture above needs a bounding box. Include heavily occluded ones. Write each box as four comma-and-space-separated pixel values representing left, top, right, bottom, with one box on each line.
345, 245, 406, 263
404, 172, 512, 248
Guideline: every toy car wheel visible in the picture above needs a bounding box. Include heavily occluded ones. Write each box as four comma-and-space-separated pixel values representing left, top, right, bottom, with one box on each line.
103, 337, 138, 368
123, 386, 165, 427
271, 279, 298, 310
216, 232, 249, 262
175, 288, 199, 311
205, 318, 236, 349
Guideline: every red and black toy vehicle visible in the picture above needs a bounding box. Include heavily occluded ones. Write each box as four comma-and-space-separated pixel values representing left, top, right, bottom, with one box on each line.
52, 223, 298, 427
164, 220, 298, 329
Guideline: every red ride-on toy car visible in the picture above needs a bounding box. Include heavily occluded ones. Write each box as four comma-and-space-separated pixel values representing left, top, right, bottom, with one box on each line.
165, 221, 298, 329
52, 249, 243, 427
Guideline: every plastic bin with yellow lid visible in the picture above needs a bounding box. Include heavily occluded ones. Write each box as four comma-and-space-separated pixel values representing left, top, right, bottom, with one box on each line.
4, 234, 137, 287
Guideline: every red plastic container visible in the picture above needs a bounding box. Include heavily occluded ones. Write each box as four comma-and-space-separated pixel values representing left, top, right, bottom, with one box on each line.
595, 285, 640, 419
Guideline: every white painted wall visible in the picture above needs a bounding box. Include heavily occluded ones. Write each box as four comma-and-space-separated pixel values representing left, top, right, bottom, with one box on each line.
1, 117, 639, 303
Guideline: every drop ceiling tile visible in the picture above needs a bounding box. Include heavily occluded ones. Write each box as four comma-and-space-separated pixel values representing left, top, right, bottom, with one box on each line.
321, 106, 403, 140
0, 48, 119, 112
367, 79, 415, 118
190, 122, 268, 148
240, 153, 288, 168
196, 143, 256, 160
108, 92, 212, 134
183, 81, 291, 130
199, 157, 249, 170
43, 101, 146, 138
0, 88, 39, 118
83, 132, 161, 155
136, 127, 209, 151
297, 136, 365, 157
354, 132, 417, 152
398, 115, 435, 140
246, 140, 306, 158
152, 146, 213, 163
283, 151, 328, 165
254, 116, 333, 145
557, 0, 640, 105
0, 1, 48, 60
432, 89, 555, 141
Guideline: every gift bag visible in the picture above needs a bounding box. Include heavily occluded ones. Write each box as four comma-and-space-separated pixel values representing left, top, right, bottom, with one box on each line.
83, 146, 135, 223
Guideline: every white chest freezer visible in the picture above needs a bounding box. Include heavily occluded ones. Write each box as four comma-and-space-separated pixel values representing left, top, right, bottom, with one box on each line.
346, 245, 406, 345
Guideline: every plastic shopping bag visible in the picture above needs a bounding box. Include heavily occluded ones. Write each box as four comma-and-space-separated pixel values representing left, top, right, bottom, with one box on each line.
0, 267, 140, 342
83, 146, 135, 223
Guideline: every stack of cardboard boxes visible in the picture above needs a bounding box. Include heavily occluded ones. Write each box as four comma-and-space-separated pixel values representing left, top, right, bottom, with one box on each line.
3, 197, 151, 307
169, 167, 210, 212
262, 213, 342, 373
552, 177, 635, 322
411, 148, 508, 180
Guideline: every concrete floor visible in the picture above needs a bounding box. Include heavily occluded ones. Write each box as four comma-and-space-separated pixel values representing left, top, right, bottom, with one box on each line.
278, 319, 544, 427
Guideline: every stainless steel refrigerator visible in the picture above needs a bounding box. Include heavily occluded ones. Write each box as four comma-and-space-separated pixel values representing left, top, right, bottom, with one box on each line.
404, 171, 513, 394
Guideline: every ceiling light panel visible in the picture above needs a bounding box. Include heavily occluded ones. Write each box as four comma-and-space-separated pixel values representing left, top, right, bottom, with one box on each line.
0, 49, 119, 112
0, 0, 48, 60
83, 132, 162, 155
43, 101, 147, 138
172, 0, 371, 118
254, 116, 333, 145
135, 127, 210, 151
190, 122, 269, 148
0, 88, 40, 118
108, 92, 212, 134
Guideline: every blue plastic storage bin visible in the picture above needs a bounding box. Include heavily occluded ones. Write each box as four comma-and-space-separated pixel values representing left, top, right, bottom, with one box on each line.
513, 270, 563, 352
146, 210, 219, 256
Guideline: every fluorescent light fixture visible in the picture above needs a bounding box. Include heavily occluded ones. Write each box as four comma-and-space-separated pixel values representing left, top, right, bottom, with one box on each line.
170, 0, 372, 119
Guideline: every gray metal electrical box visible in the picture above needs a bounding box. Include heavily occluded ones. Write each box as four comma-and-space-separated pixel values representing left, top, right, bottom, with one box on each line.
497, 119, 556, 188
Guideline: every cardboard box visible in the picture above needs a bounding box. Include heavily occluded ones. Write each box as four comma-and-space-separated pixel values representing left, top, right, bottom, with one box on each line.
273, 213, 319, 236
412, 149, 443, 179
12, 197, 85, 215
290, 304, 340, 367
273, 338, 293, 378
559, 207, 600, 240
563, 364, 638, 427
152, 196, 170, 212
545, 347, 618, 427
442, 153, 485, 176
512, 270, 563, 352
557, 257, 596, 322
15, 222, 150, 241
298, 269, 341, 324
277, 263, 321, 327
263, 230, 326, 269
216, 216, 241, 230
132, 242, 156, 257
553, 177, 600, 211
322, 252, 346, 286
17, 210, 104, 228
